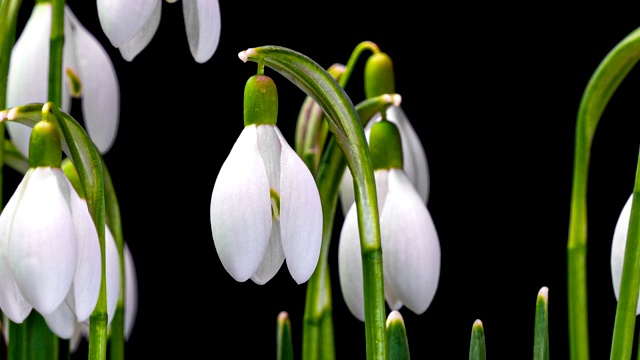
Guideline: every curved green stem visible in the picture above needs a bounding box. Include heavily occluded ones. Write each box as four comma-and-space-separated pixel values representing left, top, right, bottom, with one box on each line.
240, 45, 386, 360
568, 26, 640, 360
302, 95, 400, 360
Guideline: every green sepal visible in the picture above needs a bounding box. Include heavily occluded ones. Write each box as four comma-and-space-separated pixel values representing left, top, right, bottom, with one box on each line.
533, 287, 549, 360
385, 310, 410, 360
365, 52, 395, 99
469, 319, 486, 360
277, 311, 294, 360
62, 157, 83, 197
244, 74, 278, 126
369, 119, 403, 171
28, 119, 62, 168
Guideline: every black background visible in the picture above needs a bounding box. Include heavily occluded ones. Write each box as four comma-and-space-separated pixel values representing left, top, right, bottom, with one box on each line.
10, 2, 640, 359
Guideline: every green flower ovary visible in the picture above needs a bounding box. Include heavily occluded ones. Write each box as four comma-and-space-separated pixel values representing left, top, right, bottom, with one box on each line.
270, 188, 281, 220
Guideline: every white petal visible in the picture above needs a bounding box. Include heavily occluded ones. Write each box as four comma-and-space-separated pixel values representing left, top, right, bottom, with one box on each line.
276, 128, 322, 284
10, 168, 77, 315
384, 281, 403, 311
610, 194, 640, 313
211, 126, 272, 282
256, 125, 281, 192
386, 106, 430, 203
96, 0, 158, 48
183, 0, 221, 63
118, 2, 162, 62
69, 195, 101, 322
69, 323, 83, 353
251, 222, 284, 285
124, 243, 137, 340
381, 169, 440, 315
43, 300, 76, 339
68, 11, 120, 154
0, 171, 34, 322
105, 227, 121, 327
338, 204, 365, 321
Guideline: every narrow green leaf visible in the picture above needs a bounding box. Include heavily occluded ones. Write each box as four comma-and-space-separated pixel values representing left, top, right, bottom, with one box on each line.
534, 287, 549, 360
386, 310, 410, 360
469, 319, 486, 360
278, 311, 295, 360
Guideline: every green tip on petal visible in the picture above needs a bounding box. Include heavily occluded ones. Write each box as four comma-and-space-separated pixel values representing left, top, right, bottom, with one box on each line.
365, 52, 396, 98
369, 119, 403, 170
66, 67, 82, 98
469, 319, 487, 360
244, 74, 278, 126
29, 119, 62, 168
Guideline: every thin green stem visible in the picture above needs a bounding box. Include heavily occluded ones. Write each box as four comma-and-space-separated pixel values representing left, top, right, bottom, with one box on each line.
568, 26, 640, 360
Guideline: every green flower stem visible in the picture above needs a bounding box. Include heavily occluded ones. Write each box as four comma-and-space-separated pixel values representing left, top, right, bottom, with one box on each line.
568, 26, 640, 360
338, 41, 379, 90
1, 103, 108, 360
48, 0, 63, 107
102, 157, 126, 360
534, 287, 549, 360
303, 95, 401, 360
241, 45, 386, 360
610, 150, 640, 360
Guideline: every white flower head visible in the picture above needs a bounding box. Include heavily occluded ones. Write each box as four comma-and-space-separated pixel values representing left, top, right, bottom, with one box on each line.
97, 0, 221, 63
0, 167, 102, 328
211, 124, 323, 285
6, 4, 120, 156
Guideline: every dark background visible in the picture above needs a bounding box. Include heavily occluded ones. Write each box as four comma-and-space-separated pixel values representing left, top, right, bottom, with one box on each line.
10, 2, 640, 359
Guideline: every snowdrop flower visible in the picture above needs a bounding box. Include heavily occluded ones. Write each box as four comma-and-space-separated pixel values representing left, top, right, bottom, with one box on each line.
6, 3, 120, 157
0, 120, 102, 336
339, 52, 428, 216
210, 74, 322, 285
610, 193, 640, 314
97, 0, 221, 63
338, 119, 440, 321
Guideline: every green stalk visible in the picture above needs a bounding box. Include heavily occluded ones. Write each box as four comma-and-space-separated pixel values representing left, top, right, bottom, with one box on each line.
610, 150, 640, 360
568, 26, 640, 360
302, 95, 400, 360
0, 0, 21, 357
241, 45, 386, 360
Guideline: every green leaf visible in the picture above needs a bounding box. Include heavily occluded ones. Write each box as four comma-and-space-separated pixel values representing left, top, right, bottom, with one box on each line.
469, 319, 486, 360
278, 311, 295, 360
534, 287, 549, 360
386, 310, 410, 360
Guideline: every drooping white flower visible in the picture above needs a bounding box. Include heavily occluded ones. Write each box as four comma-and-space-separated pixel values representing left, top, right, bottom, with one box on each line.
6, 4, 120, 157
97, 0, 221, 63
210, 123, 323, 285
0, 167, 102, 328
338, 120, 440, 321
339, 105, 429, 216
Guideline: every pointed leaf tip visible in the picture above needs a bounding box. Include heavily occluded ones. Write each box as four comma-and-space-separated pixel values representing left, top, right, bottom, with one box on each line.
538, 286, 549, 301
